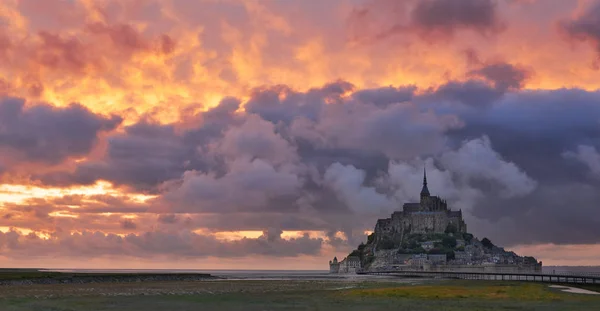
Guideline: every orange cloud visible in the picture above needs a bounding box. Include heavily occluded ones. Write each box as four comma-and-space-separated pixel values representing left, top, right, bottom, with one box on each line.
0, 0, 596, 125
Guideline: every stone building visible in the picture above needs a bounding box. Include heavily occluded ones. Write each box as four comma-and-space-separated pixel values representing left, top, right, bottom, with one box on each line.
329, 257, 340, 273
428, 254, 448, 264
408, 253, 428, 267
374, 169, 467, 244
330, 256, 361, 274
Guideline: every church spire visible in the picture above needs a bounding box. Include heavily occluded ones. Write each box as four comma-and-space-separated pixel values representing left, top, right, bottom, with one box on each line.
420, 167, 430, 197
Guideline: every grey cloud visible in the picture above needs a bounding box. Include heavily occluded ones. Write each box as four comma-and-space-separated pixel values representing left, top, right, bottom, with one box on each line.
214, 114, 299, 166
19, 82, 600, 249
0, 229, 324, 259
349, 0, 504, 43
157, 214, 178, 224
439, 136, 537, 198
323, 162, 395, 214
563, 145, 600, 177
0, 97, 121, 164
351, 85, 416, 108
158, 158, 304, 214
411, 0, 503, 37
446, 89, 600, 183
36, 122, 189, 190
468, 62, 532, 90
245, 81, 353, 124
302, 97, 463, 159
121, 219, 137, 230
468, 183, 600, 246
424, 80, 505, 107
36, 97, 243, 191
440, 90, 600, 245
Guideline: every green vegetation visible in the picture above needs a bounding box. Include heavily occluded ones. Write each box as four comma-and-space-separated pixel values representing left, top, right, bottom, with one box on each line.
462, 233, 474, 243
524, 256, 538, 264
441, 236, 457, 248
0, 279, 598, 311
345, 281, 599, 301
444, 223, 458, 234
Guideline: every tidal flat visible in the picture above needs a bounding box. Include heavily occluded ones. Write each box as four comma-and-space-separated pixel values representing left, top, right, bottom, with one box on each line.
0, 279, 599, 311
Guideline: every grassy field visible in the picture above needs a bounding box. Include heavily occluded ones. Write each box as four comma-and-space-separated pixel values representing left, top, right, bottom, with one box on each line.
0, 278, 598, 311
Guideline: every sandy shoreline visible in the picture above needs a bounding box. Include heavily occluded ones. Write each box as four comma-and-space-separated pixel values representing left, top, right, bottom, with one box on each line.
549, 285, 600, 295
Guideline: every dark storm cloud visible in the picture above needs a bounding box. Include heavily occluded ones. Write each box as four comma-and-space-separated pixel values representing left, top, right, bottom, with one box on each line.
411, 0, 504, 37
438, 89, 600, 245
469, 183, 600, 246
37, 97, 242, 190
36, 121, 190, 189
244, 83, 600, 246
559, 2, 600, 55
245, 81, 353, 124
424, 80, 505, 107
468, 62, 532, 90
349, 0, 504, 42
351, 85, 416, 108
0, 97, 121, 164
445, 89, 600, 183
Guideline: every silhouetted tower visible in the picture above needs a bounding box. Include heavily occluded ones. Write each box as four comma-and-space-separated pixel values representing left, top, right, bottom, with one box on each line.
420, 167, 430, 207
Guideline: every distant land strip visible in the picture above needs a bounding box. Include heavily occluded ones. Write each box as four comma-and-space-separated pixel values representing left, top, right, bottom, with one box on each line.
0, 271, 217, 286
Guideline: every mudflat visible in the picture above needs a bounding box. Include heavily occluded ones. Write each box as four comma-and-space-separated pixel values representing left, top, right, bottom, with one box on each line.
0, 278, 599, 311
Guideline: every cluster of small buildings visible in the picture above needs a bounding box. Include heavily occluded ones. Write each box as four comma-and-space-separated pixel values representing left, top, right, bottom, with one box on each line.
406, 253, 447, 266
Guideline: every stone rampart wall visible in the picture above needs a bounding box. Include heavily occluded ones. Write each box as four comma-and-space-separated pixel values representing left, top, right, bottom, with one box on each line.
425, 264, 542, 273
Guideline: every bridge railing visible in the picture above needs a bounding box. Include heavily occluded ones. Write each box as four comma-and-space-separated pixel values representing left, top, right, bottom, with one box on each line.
357, 267, 600, 277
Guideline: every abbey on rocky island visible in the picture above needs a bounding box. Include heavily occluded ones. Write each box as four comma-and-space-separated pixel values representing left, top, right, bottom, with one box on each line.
329, 168, 542, 274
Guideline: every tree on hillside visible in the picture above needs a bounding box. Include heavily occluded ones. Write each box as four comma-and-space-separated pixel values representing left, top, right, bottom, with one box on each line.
481, 237, 494, 249
348, 250, 361, 257
378, 237, 395, 250
367, 233, 375, 244
444, 223, 458, 234
442, 236, 457, 248
462, 233, 474, 243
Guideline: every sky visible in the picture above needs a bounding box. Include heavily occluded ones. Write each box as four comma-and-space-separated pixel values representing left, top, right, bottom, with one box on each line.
0, 0, 600, 269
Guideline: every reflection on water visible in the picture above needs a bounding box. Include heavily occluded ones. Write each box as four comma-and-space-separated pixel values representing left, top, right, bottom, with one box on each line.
39, 266, 600, 280
38, 269, 345, 280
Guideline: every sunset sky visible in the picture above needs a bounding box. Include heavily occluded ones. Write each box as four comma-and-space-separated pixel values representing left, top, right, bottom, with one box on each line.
1, 0, 600, 269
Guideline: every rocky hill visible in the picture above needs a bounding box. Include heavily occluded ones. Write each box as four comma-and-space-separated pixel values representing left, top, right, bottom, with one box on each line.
351, 230, 540, 271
